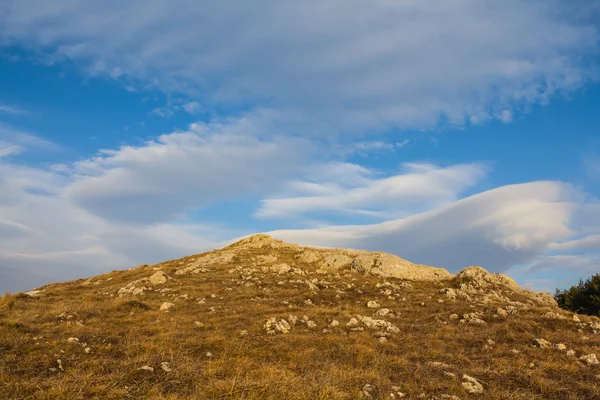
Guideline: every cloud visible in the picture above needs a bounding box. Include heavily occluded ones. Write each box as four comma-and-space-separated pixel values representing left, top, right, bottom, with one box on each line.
267, 181, 579, 273
550, 234, 600, 252
1, 1, 597, 132
0, 105, 28, 115
257, 162, 487, 219
65, 114, 313, 223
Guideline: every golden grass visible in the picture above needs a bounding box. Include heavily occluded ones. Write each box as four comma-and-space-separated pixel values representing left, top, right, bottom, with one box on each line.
1, 245, 599, 399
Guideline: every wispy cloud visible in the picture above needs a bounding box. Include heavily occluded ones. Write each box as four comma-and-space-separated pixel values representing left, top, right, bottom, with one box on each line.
1, 1, 597, 132
0, 105, 29, 115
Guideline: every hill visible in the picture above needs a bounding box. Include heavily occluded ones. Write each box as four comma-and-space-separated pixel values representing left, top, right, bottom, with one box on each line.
1, 234, 599, 399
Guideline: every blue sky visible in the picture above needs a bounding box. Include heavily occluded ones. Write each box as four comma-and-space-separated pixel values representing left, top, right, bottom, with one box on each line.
1, 0, 600, 293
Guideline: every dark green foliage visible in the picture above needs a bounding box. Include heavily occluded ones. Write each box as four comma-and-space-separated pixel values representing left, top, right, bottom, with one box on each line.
555, 274, 600, 317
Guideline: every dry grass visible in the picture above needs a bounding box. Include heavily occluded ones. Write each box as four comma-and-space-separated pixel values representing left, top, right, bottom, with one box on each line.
1, 243, 599, 399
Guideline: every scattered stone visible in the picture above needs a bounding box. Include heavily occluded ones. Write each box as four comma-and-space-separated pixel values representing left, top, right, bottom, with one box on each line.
375, 308, 392, 317
573, 315, 581, 322
389, 386, 406, 398
362, 383, 377, 397
304, 299, 314, 306
580, 354, 599, 366
160, 362, 172, 372
554, 343, 567, 351
148, 271, 168, 285
542, 312, 567, 320
138, 366, 154, 372
320, 254, 353, 272
330, 320, 340, 327
566, 350, 576, 357
265, 317, 291, 334
67, 337, 79, 344
367, 300, 381, 309
306, 320, 317, 329
194, 321, 204, 328
462, 374, 484, 394
159, 302, 175, 312
532, 338, 552, 348
347, 317, 359, 327
239, 330, 249, 337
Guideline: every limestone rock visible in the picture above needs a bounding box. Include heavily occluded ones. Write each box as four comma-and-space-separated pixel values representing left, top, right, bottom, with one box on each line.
454, 266, 520, 292
462, 374, 484, 394
580, 354, 599, 366
265, 317, 291, 334
320, 254, 353, 272
532, 338, 552, 348
366, 300, 381, 309
148, 271, 168, 285
352, 253, 452, 281
159, 302, 175, 312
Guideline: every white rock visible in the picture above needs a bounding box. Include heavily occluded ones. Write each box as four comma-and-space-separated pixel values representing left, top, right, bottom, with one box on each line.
160, 302, 175, 312
148, 271, 168, 285
160, 362, 172, 372
347, 317, 360, 327
67, 337, 79, 344
532, 338, 552, 348
265, 317, 291, 334
580, 354, 599, 366
367, 300, 381, 309
462, 374, 484, 394
330, 320, 340, 327
138, 366, 154, 372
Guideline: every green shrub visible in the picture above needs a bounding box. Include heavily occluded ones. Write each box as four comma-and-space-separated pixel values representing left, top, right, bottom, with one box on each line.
555, 274, 600, 317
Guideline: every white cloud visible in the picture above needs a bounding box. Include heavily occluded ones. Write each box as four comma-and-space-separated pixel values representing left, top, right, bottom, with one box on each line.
65, 114, 313, 223
257, 162, 487, 219
0, 105, 28, 115
267, 181, 578, 273
1, 1, 597, 132
395, 140, 410, 149
182, 101, 203, 114
550, 234, 600, 252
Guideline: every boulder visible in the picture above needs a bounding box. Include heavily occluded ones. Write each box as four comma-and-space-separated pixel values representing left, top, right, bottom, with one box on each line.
320, 254, 353, 272
352, 253, 452, 281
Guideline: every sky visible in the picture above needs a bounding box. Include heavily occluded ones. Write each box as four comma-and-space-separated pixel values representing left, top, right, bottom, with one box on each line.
1, 0, 600, 294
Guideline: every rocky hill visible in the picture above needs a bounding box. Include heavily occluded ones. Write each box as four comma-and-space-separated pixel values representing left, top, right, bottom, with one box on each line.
1, 234, 599, 399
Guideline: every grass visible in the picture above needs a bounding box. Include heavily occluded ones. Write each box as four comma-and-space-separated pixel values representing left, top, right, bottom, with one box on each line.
0, 239, 599, 399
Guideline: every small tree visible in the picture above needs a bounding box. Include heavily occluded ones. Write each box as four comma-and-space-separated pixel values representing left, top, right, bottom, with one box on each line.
555, 273, 600, 317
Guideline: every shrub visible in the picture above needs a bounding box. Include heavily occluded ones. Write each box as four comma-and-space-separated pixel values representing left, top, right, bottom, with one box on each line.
555, 274, 600, 317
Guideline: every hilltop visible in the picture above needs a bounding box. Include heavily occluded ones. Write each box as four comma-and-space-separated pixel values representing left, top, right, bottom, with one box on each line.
1, 234, 599, 399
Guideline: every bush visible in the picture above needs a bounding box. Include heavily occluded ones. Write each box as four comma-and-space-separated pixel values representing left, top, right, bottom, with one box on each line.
555, 274, 600, 317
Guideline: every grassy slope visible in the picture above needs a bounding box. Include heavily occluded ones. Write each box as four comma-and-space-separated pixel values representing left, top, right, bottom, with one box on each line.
1, 242, 599, 400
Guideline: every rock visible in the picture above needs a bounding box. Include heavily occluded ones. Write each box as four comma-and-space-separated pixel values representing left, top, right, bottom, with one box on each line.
159, 302, 175, 312
330, 320, 340, 327
566, 350, 576, 357
357, 315, 400, 333
390, 386, 406, 398
320, 254, 353, 272
554, 343, 567, 351
304, 299, 314, 306
462, 374, 484, 394
440, 395, 460, 400
362, 383, 377, 397
148, 271, 168, 285
194, 321, 204, 328
265, 317, 291, 334
375, 308, 391, 317
449, 314, 459, 320
84, 347, 92, 354
347, 317, 360, 327
67, 337, 79, 343
297, 250, 322, 264
532, 338, 552, 348
542, 312, 567, 320
352, 253, 452, 281
573, 315, 581, 322
239, 330, 249, 337
271, 263, 292, 274
160, 362, 172, 372
526, 291, 558, 308
306, 320, 317, 329
580, 354, 599, 366
454, 266, 520, 292
460, 313, 486, 325
23, 290, 44, 297
367, 300, 381, 309
443, 372, 456, 379
288, 315, 299, 325
138, 366, 154, 372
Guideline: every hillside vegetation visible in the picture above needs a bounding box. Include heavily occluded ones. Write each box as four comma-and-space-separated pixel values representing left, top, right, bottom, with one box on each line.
1, 234, 599, 399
